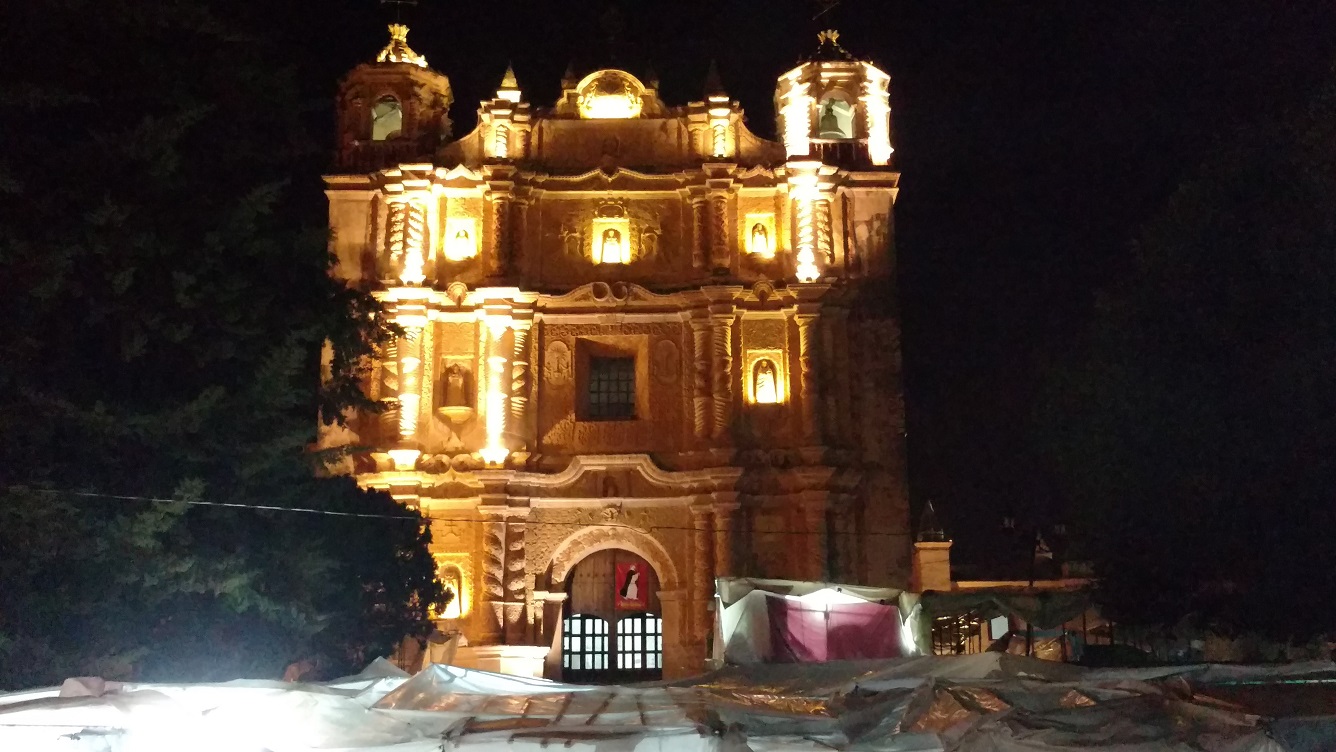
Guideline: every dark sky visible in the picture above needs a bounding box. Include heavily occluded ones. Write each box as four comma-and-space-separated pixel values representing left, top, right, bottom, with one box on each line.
266, 0, 1336, 556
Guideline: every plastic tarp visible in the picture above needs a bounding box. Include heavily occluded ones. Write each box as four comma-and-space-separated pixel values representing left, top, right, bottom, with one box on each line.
714, 577, 923, 665
4, 656, 1336, 751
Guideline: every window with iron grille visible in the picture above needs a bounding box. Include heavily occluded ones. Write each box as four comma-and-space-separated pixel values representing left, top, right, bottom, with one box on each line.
586, 357, 636, 420
616, 613, 663, 671
562, 614, 609, 672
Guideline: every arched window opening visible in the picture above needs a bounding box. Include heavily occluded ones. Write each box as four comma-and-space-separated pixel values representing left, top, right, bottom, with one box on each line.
753, 359, 780, 404
616, 613, 663, 671
562, 614, 610, 673
371, 96, 403, 141
817, 97, 855, 139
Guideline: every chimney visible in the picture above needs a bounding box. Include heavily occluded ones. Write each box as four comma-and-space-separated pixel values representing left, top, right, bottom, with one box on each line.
911, 501, 953, 592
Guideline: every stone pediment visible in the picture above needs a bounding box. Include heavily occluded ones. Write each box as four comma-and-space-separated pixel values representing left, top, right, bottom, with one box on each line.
507, 454, 741, 501
537, 281, 698, 314
524, 167, 692, 192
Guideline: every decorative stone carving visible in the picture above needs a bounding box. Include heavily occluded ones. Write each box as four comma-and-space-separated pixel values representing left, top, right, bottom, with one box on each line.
691, 196, 707, 270
816, 197, 834, 266
397, 325, 423, 438
543, 340, 572, 386
446, 281, 469, 306
652, 338, 680, 385
510, 323, 532, 445
709, 193, 729, 269
796, 314, 821, 441
710, 315, 735, 438
689, 506, 714, 641
545, 525, 682, 590
690, 320, 711, 439
488, 192, 512, 275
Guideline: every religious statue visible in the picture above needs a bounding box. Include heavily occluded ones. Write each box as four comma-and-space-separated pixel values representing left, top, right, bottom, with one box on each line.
597, 227, 625, 263
443, 364, 469, 407
754, 359, 779, 404
446, 227, 473, 261
750, 222, 771, 256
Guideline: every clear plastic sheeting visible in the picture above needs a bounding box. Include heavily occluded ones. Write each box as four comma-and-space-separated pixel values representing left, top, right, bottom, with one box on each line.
4, 656, 1336, 751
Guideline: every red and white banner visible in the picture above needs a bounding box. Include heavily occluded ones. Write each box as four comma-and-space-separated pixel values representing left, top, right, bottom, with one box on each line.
616, 562, 648, 610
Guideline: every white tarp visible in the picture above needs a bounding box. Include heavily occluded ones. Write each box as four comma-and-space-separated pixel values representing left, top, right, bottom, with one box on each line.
713, 577, 925, 665
2, 656, 1335, 751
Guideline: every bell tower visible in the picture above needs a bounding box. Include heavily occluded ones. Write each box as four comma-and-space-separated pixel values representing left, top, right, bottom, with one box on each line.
336, 24, 453, 172
774, 29, 893, 167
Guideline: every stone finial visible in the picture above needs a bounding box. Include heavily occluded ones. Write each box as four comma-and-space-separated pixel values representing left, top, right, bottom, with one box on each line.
917, 500, 947, 542
561, 61, 579, 89
377, 24, 428, 68
499, 64, 519, 90
703, 59, 726, 98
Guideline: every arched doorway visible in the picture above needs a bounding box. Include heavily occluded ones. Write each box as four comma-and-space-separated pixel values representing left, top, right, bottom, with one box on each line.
560, 549, 663, 683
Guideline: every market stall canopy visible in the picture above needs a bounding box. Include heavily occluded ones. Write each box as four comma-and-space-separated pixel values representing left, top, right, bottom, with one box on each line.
3, 656, 1336, 751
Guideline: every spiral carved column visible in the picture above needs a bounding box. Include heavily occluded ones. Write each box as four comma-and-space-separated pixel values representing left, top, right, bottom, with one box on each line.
691, 195, 708, 270
396, 322, 424, 440
709, 193, 729, 269
710, 314, 735, 439
488, 192, 512, 276
503, 512, 529, 644
796, 314, 821, 442
509, 321, 532, 450
480, 511, 507, 642
690, 319, 712, 439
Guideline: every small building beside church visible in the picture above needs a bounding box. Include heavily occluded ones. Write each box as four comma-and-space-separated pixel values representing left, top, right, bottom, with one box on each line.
320, 24, 909, 681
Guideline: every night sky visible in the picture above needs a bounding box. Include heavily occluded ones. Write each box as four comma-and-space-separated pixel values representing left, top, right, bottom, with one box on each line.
262, 0, 1335, 558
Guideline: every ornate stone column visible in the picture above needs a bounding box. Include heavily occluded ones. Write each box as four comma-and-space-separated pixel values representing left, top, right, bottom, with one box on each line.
825, 309, 853, 445
710, 313, 735, 439
478, 507, 507, 643
481, 313, 512, 465
690, 193, 708, 270
689, 506, 716, 644
712, 500, 739, 578
487, 186, 513, 276
395, 314, 426, 441
508, 319, 533, 451
689, 318, 712, 439
656, 589, 693, 679
815, 196, 834, 266
386, 197, 429, 286
502, 508, 529, 644
795, 313, 822, 442
709, 191, 730, 270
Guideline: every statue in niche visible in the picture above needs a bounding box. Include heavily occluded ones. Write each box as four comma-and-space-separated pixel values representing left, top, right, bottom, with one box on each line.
444, 364, 469, 407
750, 223, 771, 256
754, 359, 779, 404
438, 363, 474, 421
597, 227, 626, 264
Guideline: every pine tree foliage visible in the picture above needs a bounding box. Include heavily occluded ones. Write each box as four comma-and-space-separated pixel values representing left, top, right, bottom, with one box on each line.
0, 0, 443, 687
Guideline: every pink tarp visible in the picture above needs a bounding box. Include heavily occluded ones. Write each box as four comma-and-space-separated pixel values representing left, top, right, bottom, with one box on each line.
766, 598, 903, 662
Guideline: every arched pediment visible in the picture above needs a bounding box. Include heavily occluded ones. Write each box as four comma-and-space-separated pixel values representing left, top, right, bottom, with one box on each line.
546, 524, 680, 590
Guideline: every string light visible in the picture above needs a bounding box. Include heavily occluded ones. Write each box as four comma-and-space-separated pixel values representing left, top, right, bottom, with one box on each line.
15, 487, 910, 536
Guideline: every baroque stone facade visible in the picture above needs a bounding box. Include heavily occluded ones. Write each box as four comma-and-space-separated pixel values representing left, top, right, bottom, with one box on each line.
322, 26, 909, 680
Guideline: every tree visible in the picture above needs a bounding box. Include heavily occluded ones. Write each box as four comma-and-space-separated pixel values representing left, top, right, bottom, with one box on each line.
0, 0, 442, 687
1037, 64, 1336, 640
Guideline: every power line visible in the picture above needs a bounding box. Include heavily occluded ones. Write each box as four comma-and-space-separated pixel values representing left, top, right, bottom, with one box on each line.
16, 487, 911, 536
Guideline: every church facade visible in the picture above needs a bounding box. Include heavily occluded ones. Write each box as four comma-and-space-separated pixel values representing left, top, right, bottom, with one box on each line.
321, 25, 909, 680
